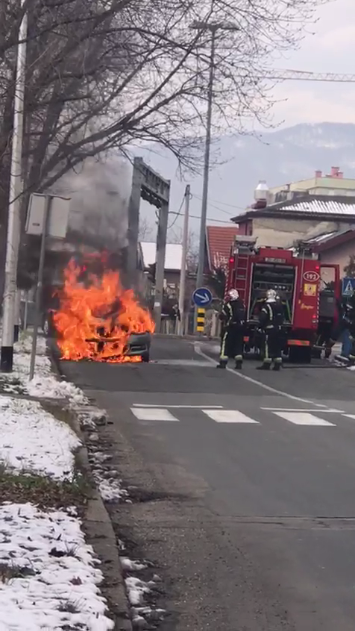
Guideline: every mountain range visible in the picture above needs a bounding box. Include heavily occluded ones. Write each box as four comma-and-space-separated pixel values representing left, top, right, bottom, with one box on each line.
139, 122, 355, 236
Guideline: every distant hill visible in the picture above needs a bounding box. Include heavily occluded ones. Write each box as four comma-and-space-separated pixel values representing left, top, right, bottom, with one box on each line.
138, 122, 355, 233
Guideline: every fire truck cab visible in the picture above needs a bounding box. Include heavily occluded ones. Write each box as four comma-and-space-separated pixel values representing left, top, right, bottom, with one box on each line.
225, 236, 340, 362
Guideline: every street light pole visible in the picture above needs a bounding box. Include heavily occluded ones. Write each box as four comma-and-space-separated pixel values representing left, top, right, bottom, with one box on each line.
191, 21, 239, 332
195, 26, 217, 293
1, 1, 28, 372
178, 184, 190, 335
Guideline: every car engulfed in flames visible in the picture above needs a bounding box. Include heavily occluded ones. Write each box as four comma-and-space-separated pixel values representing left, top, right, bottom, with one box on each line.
52, 257, 154, 363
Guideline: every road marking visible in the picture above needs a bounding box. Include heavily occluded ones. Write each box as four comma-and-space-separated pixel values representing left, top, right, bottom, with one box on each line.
273, 412, 335, 426
342, 414, 355, 420
262, 407, 344, 413
132, 404, 223, 409
194, 343, 327, 408
203, 410, 259, 424
131, 407, 178, 421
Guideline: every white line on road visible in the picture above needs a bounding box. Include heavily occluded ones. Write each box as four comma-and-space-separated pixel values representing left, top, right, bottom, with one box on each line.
273, 411, 335, 426
132, 404, 223, 409
342, 414, 355, 420
203, 410, 259, 424
130, 408, 179, 421
194, 343, 327, 408
261, 407, 344, 413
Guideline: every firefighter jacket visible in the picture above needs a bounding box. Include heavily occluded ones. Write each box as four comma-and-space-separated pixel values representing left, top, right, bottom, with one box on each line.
259, 301, 284, 330
220, 298, 246, 330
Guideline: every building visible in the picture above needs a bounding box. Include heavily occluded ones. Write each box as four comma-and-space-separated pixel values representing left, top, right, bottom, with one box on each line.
205, 226, 240, 271
269, 167, 355, 204
300, 229, 355, 275
233, 195, 355, 251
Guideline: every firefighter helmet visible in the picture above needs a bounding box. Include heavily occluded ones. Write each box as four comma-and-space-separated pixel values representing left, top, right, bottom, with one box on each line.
266, 289, 277, 303
228, 289, 239, 301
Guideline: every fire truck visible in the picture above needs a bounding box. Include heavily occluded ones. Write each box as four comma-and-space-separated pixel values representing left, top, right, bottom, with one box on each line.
225, 236, 340, 362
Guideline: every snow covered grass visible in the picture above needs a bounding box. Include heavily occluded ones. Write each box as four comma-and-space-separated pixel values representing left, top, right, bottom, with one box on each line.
0, 331, 88, 406
0, 329, 119, 628
0, 503, 114, 630
0, 396, 80, 481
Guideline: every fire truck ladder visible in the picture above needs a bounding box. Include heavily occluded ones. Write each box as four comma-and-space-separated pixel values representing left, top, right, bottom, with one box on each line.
232, 236, 257, 302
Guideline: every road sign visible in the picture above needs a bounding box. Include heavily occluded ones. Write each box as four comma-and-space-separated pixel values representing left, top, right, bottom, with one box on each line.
193, 287, 213, 307
342, 277, 355, 296
26, 193, 70, 238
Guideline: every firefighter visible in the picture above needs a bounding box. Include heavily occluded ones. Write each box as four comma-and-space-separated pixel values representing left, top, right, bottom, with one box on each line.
217, 289, 246, 370
257, 289, 284, 371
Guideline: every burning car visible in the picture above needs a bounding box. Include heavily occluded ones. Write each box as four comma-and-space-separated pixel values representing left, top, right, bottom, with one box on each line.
51, 255, 155, 363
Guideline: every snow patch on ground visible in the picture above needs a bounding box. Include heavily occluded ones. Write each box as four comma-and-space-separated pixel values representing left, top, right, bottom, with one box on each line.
125, 573, 165, 625
88, 446, 128, 503
0, 396, 80, 480
0, 503, 114, 630
26, 374, 88, 405
0, 332, 88, 406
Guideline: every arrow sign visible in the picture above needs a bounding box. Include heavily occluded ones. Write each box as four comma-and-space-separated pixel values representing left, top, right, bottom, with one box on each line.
193, 287, 213, 307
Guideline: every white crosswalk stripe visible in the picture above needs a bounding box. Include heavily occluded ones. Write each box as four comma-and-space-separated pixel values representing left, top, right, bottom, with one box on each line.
202, 410, 259, 424
130, 407, 178, 421
130, 407, 339, 426
273, 411, 335, 426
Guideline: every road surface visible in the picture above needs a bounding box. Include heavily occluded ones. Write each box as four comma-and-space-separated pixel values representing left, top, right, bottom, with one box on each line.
60, 337, 355, 631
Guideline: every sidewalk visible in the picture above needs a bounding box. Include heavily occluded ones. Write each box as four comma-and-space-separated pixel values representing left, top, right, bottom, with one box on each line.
0, 332, 118, 630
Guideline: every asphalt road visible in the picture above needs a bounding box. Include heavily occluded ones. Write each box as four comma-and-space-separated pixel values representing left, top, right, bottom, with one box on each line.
60, 337, 355, 631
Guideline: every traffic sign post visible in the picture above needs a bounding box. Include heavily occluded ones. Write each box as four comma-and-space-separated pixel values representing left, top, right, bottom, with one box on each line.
192, 287, 213, 308
342, 277, 355, 296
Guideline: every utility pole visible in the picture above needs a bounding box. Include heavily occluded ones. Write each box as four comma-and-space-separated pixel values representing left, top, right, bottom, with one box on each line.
153, 201, 169, 331
127, 157, 143, 287
190, 20, 239, 331
1, 1, 28, 372
178, 185, 190, 335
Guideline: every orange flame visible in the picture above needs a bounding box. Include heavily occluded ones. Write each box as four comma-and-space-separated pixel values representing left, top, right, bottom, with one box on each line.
53, 258, 155, 363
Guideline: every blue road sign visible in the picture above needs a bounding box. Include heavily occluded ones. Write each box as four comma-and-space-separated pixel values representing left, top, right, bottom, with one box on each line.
193, 287, 213, 307
342, 277, 355, 296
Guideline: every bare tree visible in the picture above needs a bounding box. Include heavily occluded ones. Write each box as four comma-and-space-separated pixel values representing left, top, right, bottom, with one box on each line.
0, 0, 328, 261
138, 217, 156, 242
168, 226, 199, 273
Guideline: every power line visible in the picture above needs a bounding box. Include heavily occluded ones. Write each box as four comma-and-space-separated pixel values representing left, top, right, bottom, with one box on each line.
167, 194, 185, 230
168, 210, 233, 224
193, 193, 244, 213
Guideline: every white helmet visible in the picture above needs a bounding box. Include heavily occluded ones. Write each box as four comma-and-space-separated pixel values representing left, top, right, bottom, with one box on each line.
266, 289, 277, 303
228, 289, 239, 301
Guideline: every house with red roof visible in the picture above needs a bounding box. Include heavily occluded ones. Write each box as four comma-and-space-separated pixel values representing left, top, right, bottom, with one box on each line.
205, 226, 240, 272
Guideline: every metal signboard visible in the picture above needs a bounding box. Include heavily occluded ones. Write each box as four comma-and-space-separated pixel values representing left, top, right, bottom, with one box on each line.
26, 193, 70, 239
342, 277, 355, 296
193, 287, 213, 308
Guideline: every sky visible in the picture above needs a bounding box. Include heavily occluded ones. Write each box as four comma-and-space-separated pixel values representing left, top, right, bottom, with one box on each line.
271, 0, 355, 127
138, 0, 355, 242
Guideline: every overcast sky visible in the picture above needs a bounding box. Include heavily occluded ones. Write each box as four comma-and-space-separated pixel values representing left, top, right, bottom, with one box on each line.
270, 0, 355, 127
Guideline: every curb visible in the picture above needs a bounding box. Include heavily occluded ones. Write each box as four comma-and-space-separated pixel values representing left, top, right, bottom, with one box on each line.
72, 414, 133, 631
47, 341, 132, 631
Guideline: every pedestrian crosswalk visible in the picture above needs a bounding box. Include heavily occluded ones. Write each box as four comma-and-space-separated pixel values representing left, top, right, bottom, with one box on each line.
129, 406, 347, 427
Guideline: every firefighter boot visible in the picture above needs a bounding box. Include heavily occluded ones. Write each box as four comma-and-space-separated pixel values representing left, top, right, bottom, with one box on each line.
257, 363, 271, 370
216, 360, 227, 369
273, 363, 281, 371
234, 355, 243, 370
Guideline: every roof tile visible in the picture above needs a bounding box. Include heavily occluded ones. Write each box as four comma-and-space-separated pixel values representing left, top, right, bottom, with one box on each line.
206, 226, 240, 270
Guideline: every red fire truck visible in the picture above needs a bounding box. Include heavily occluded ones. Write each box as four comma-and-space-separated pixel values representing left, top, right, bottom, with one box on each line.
225, 236, 340, 362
